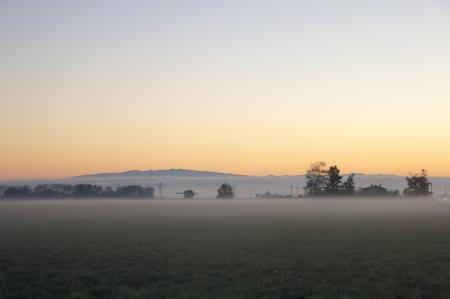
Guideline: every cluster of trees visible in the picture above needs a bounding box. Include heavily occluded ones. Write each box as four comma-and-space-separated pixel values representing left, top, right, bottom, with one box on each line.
0, 184, 154, 199
217, 183, 234, 199
0, 168, 433, 200
183, 190, 195, 199
304, 162, 356, 196
404, 169, 432, 197
304, 162, 432, 198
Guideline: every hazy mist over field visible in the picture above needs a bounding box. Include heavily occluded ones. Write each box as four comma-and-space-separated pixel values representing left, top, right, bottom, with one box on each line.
0, 198, 448, 220
3, 199, 450, 298
3, 172, 450, 198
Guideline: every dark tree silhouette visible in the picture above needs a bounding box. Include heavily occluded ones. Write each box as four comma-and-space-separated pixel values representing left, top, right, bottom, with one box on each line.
3, 186, 32, 198
103, 186, 114, 197
304, 161, 327, 196
115, 185, 154, 198
325, 165, 343, 194
217, 183, 234, 199
73, 184, 103, 197
33, 184, 73, 198
342, 174, 356, 195
183, 190, 195, 199
0, 184, 154, 199
404, 169, 432, 197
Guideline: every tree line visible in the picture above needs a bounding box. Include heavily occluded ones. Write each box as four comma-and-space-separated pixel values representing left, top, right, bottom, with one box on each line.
0, 184, 154, 199
0, 166, 433, 199
304, 161, 432, 197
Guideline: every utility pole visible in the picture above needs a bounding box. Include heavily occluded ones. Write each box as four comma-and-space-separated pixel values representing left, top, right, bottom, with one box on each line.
290, 184, 293, 198
158, 182, 163, 198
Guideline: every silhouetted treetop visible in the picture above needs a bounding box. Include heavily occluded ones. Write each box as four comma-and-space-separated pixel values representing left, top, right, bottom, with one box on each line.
404, 169, 432, 197
325, 165, 343, 194
217, 183, 234, 199
304, 161, 327, 196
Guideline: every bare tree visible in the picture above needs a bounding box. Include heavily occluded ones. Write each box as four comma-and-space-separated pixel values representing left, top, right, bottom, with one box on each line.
304, 161, 328, 196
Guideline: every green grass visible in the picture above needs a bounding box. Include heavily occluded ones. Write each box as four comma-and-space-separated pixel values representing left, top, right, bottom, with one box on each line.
1, 199, 450, 298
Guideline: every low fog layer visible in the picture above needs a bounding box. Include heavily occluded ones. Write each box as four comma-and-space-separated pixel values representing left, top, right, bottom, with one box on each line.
3, 174, 450, 198
0, 198, 448, 222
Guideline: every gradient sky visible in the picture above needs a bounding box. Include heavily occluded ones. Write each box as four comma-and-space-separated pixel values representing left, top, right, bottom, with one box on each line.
1, 0, 450, 179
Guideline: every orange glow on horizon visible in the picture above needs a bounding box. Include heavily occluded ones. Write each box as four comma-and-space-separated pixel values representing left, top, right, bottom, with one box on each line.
1, 1, 449, 180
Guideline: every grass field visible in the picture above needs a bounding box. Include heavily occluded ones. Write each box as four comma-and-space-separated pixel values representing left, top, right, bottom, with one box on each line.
1, 199, 450, 299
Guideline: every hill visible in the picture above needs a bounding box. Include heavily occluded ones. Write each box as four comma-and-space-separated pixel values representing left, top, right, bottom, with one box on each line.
75, 168, 242, 178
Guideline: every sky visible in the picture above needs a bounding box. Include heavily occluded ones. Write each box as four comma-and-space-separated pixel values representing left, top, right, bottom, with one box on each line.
1, 0, 450, 179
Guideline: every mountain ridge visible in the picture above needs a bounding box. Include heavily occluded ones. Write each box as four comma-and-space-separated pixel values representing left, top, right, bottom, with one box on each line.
74, 168, 404, 179
75, 168, 244, 178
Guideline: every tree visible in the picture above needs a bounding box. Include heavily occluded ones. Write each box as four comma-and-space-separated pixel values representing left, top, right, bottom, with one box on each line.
32, 184, 73, 198
0, 184, 155, 199
103, 186, 114, 197
3, 186, 32, 198
73, 184, 103, 197
304, 161, 327, 196
404, 169, 432, 197
184, 190, 195, 199
115, 185, 154, 198
342, 174, 355, 195
325, 165, 343, 194
33, 184, 63, 198
217, 183, 234, 199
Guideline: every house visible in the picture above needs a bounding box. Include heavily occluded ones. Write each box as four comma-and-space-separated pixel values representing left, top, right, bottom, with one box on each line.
359, 184, 388, 196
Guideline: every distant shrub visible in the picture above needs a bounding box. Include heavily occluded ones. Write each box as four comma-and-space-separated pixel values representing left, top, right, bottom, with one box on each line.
183, 190, 195, 199
217, 183, 233, 199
